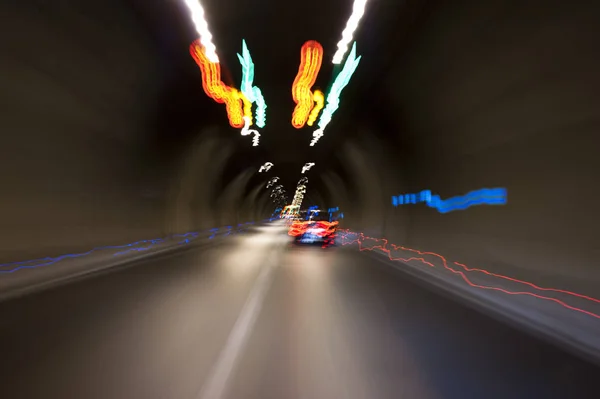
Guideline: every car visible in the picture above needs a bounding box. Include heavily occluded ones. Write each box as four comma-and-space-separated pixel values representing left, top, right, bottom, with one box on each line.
288, 211, 338, 246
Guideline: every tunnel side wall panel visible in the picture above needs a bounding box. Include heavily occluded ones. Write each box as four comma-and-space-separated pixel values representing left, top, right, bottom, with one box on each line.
379, 0, 600, 286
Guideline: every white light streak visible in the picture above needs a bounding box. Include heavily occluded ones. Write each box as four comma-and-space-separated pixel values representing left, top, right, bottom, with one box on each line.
266, 177, 279, 188
332, 0, 369, 64
259, 162, 274, 173
241, 116, 261, 146
182, 0, 219, 62
302, 162, 315, 174
310, 129, 324, 146
311, 43, 362, 147
291, 175, 310, 208
270, 184, 287, 203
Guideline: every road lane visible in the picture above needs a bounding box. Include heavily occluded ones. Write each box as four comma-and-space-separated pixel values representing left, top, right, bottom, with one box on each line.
227, 242, 600, 399
0, 225, 598, 399
0, 226, 288, 399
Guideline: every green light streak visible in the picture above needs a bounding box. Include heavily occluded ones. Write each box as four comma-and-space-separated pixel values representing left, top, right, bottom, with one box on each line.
318, 42, 361, 130
237, 40, 267, 128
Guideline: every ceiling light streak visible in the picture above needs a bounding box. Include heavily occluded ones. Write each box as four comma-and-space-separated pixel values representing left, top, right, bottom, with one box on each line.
292, 185, 307, 209
310, 42, 361, 146
240, 92, 253, 124
319, 42, 361, 130
190, 40, 245, 128
241, 116, 260, 146
237, 40, 267, 128
266, 177, 279, 188
291, 41, 324, 129
332, 0, 369, 64
291, 175, 311, 209
310, 129, 324, 146
307, 90, 325, 127
270, 184, 287, 205
182, 0, 219, 62
302, 162, 315, 173
259, 162, 273, 173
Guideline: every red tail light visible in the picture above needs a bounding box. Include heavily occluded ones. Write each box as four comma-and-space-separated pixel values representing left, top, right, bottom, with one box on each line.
288, 222, 308, 237
288, 220, 338, 237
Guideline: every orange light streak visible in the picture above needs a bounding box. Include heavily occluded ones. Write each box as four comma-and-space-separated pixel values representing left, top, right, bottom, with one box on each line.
337, 230, 600, 320
291, 41, 324, 129
288, 221, 309, 237
240, 92, 253, 124
190, 39, 245, 128
307, 90, 324, 127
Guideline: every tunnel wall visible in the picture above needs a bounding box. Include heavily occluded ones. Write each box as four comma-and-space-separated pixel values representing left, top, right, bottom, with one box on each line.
0, 2, 170, 262
377, 0, 600, 288
329, 135, 409, 242
0, 2, 267, 264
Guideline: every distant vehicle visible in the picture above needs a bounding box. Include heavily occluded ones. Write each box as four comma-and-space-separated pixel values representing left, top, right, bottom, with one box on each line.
283, 210, 305, 226
280, 205, 300, 219
288, 210, 338, 246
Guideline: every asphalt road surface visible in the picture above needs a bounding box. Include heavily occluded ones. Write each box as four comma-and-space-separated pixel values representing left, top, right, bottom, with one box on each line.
0, 223, 598, 399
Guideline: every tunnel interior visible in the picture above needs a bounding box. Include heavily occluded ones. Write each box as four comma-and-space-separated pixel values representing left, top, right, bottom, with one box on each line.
2, 1, 600, 294
2, 1, 600, 397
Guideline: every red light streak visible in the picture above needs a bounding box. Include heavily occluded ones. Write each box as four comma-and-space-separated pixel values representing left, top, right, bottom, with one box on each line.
337, 230, 600, 320
190, 40, 245, 128
288, 222, 308, 237
288, 220, 338, 237
451, 261, 600, 304
291, 41, 324, 129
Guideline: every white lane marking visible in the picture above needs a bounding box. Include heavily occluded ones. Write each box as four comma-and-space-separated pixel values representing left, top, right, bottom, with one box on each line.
197, 248, 279, 399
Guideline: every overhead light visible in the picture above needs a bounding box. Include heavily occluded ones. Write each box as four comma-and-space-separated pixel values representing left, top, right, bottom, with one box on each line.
182, 0, 219, 63
237, 40, 267, 128
310, 129, 324, 146
190, 41, 245, 128
266, 177, 279, 188
311, 42, 361, 146
302, 162, 315, 173
260, 162, 274, 173
307, 90, 325, 127
332, 0, 370, 64
241, 116, 260, 146
319, 42, 361, 130
292, 41, 324, 129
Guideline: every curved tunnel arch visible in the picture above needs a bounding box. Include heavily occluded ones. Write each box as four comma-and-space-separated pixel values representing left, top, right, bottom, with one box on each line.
165, 128, 231, 233
2, 0, 600, 289
2, 2, 600, 395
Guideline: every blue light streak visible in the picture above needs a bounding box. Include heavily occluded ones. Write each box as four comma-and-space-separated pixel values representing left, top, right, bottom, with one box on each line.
392, 188, 507, 213
306, 205, 319, 220
0, 224, 255, 274
208, 228, 220, 240
327, 207, 341, 222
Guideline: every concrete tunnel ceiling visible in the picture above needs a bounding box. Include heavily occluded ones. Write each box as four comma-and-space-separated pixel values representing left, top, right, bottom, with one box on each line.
127, 0, 419, 219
